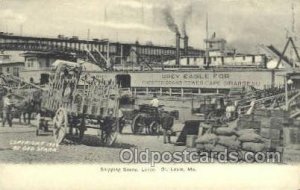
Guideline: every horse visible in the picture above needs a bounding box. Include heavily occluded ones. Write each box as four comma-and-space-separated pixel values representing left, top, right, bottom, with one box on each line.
11, 90, 42, 125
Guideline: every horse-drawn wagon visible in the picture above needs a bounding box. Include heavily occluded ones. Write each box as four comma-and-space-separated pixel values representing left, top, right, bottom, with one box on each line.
131, 104, 176, 135
0, 73, 43, 125
40, 61, 120, 146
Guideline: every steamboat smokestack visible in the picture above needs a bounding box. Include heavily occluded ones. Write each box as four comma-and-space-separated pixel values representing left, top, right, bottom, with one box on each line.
183, 35, 188, 55
176, 32, 181, 65
183, 35, 189, 65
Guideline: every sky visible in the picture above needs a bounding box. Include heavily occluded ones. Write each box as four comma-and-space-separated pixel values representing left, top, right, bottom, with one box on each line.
0, 0, 299, 53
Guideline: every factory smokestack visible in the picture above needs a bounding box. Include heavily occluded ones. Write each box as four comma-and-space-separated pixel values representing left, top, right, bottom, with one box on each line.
176, 32, 181, 65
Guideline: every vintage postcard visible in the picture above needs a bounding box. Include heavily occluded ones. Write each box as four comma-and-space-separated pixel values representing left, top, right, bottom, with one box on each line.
0, 0, 299, 189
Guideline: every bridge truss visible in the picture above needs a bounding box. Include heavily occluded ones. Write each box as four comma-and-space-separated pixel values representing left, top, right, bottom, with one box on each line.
0, 34, 202, 70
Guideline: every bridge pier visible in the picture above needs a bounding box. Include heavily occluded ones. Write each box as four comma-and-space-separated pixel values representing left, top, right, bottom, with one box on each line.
64, 41, 68, 51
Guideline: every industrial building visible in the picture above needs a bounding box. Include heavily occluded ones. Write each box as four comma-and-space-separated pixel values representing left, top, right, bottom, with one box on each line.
0, 52, 24, 77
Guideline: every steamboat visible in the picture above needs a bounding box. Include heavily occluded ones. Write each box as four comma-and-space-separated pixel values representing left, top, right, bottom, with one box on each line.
11, 32, 298, 97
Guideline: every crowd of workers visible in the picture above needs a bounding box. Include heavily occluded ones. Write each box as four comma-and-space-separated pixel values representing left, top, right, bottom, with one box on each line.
1, 85, 288, 145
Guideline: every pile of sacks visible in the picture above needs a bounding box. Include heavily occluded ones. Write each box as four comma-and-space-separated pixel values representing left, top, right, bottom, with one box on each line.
195, 124, 268, 153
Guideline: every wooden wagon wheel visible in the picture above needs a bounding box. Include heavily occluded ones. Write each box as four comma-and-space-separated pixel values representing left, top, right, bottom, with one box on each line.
69, 127, 85, 142
53, 108, 68, 144
101, 119, 119, 146
206, 112, 214, 120
149, 121, 159, 135
131, 114, 144, 134
220, 114, 228, 124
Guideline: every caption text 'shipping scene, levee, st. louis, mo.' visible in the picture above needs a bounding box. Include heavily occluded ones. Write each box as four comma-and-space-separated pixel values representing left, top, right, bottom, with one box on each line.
0, 0, 300, 164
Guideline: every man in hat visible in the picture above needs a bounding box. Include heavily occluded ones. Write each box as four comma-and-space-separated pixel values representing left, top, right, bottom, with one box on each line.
150, 94, 159, 108
2, 93, 13, 127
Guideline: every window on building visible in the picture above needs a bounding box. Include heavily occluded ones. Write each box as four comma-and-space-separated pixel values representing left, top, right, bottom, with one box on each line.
3, 55, 10, 60
46, 58, 50, 67
6, 67, 9, 72
13, 67, 19, 77
110, 46, 116, 53
27, 58, 36, 67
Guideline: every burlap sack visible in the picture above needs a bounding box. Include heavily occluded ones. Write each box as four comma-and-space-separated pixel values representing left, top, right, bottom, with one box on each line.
203, 143, 215, 152
218, 135, 237, 141
195, 134, 219, 144
217, 138, 241, 150
215, 127, 236, 136
235, 129, 257, 136
211, 144, 227, 152
196, 143, 205, 150
242, 142, 266, 152
200, 122, 212, 129
238, 133, 263, 143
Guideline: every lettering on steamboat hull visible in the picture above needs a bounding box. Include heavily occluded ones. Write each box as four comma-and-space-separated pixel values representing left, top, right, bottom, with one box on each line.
129, 71, 285, 89
20, 69, 286, 90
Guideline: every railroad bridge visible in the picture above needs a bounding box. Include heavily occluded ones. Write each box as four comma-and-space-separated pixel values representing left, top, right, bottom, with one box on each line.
0, 33, 203, 70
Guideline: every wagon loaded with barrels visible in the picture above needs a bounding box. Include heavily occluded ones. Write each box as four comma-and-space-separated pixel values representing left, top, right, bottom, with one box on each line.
40, 61, 120, 146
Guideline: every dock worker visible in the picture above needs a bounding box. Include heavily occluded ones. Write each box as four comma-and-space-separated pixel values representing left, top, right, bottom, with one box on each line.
118, 109, 125, 134
161, 113, 174, 144
215, 97, 225, 117
246, 100, 256, 115
225, 101, 237, 120
2, 93, 13, 127
150, 94, 159, 108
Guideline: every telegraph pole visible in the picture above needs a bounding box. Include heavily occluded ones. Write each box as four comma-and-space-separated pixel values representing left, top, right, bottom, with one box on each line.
205, 13, 209, 68
291, 3, 295, 68
20, 24, 23, 36
87, 28, 90, 41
